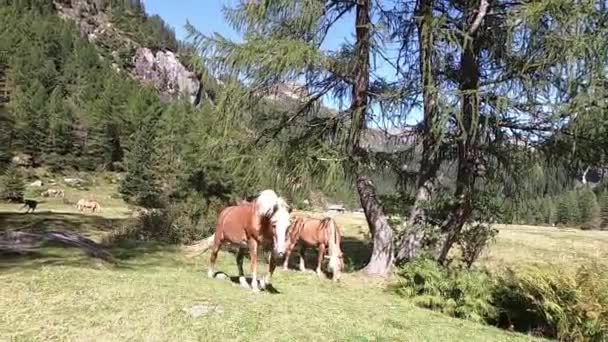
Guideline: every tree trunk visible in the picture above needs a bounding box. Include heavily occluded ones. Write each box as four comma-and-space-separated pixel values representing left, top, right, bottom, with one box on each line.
350, 0, 394, 277
357, 175, 394, 276
396, 0, 441, 264
437, 0, 488, 265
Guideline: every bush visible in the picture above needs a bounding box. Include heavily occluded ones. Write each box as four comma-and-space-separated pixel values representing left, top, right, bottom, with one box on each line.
394, 258, 497, 323
396, 259, 608, 340
0, 165, 25, 202
493, 263, 608, 341
106, 198, 214, 245
458, 222, 498, 269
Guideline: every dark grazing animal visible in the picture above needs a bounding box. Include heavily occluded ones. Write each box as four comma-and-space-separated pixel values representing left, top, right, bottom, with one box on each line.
20, 199, 38, 213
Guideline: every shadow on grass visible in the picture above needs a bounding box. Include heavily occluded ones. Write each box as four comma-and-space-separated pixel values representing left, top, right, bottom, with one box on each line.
0, 210, 374, 274
0, 211, 181, 271
209, 272, 281, 294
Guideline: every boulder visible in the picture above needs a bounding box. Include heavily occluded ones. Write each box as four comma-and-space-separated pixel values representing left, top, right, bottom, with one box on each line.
29, 180, 43, 187
11, 153, 32, 167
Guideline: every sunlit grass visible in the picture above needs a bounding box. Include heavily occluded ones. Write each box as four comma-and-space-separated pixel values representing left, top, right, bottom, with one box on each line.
1, 209, 539, 341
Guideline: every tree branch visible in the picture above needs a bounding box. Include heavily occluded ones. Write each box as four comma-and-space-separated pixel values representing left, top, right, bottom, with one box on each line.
468, 0, 490, 35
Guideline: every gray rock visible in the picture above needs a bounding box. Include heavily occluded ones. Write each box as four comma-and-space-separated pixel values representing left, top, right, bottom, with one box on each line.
183, 303, 224, 318
29, 180, 43, 187
133, 48, 200, 104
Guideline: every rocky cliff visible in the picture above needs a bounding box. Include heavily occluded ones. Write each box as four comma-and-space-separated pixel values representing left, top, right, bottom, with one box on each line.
53, 0, 201, 105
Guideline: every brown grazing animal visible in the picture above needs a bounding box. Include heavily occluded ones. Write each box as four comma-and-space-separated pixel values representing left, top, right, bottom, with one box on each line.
283, 216, 344, 281
76, 198, 101, 213
206, 190, 291, 291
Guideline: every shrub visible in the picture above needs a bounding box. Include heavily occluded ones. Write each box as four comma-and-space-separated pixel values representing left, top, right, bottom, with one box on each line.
394, 258, 497, 323
458, 222, 498, 269
493, 263, 608, 341
396, 259, 608, 340
106, 198, 213, 245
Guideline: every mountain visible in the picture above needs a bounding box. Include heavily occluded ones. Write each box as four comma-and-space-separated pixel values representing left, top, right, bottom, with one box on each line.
53, 0, 201, 104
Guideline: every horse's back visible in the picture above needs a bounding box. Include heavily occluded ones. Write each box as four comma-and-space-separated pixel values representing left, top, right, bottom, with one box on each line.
299, 218, 326, 246
215, 204, 253, 244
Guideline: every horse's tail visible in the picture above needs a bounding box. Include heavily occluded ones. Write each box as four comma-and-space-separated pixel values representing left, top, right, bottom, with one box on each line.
323, 217, 342, 280
182, 234, 216, 258
183, 206, 233, 258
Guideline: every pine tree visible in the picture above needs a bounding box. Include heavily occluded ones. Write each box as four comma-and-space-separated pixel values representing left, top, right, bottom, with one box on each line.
579, 189, 601, 228
119, 97, 163, 208
0, 164, 25, 202
598, 190, 608, 230
567, 191, 581, 226
556, 195, 571, 226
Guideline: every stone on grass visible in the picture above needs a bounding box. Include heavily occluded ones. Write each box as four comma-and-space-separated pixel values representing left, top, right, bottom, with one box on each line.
183, 302, 224, 318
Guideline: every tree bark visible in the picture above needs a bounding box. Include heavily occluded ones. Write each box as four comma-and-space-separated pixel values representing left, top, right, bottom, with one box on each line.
395, 0, 441, 264
350, 0, 394, 277
437, 0, 488, 265
357, 175, 394, 276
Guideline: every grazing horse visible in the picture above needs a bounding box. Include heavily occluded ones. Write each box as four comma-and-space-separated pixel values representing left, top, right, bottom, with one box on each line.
207, 190, 291, 291
76, 198, 101, 213
41, 188, 64, 198
283, 216, 344, 281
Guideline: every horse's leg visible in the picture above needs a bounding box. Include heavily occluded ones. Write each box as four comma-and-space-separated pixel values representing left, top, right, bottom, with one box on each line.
316, 244, 326, 278
207, 240, 221, 279
248, 239, 260, 291
298, 244, 307, 272
282, 239, 296, 270
263, 252, 276, 289
236, 248, 248, 288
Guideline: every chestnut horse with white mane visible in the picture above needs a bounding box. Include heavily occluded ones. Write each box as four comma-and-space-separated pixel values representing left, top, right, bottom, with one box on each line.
202, 190, 291, 291
283, 216, 344, 281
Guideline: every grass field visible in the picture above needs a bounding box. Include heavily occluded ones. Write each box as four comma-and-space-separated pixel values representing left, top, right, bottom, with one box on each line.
3, 179, 605, 341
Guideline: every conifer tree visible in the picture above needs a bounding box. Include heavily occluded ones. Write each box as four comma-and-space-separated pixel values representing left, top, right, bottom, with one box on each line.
597, 190, 608, 230
579, 189, 601, 228
557, 195, 571, 226
0, 164, 25, 202
119, 95, 163, 208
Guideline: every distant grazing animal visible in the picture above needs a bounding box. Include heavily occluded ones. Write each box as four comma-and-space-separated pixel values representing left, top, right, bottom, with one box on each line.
76, 198, 101, 213
20, 199, 38, 214
191, 190, 292, 291
41, 188, 64, 198
283, 216, 343, 281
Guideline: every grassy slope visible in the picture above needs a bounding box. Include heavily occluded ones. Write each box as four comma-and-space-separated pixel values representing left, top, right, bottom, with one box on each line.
6, 177, 601, 341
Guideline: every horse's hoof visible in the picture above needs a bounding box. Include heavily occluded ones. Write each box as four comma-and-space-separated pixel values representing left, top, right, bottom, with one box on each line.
238, 276, 249, 289
259, 278, 267, 290
207, 270, 215, 279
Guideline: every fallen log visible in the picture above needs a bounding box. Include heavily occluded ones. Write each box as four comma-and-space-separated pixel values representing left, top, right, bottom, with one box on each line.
0, 230, 113, 261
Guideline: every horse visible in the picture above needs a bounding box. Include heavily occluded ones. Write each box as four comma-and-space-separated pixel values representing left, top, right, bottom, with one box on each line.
206, 190, 291, 291
283, 216, 344, 281
41, 188, 64, 198
76, 198, 101, 213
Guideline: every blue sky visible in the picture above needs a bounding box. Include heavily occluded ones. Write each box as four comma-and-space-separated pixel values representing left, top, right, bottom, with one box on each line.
145, 1, 420, 126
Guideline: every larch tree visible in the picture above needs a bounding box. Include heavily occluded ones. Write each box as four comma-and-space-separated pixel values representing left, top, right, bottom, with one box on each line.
187, 0, 400, 276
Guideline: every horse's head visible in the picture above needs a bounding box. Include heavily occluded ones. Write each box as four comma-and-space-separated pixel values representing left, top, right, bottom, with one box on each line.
256, 190, 291, 258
